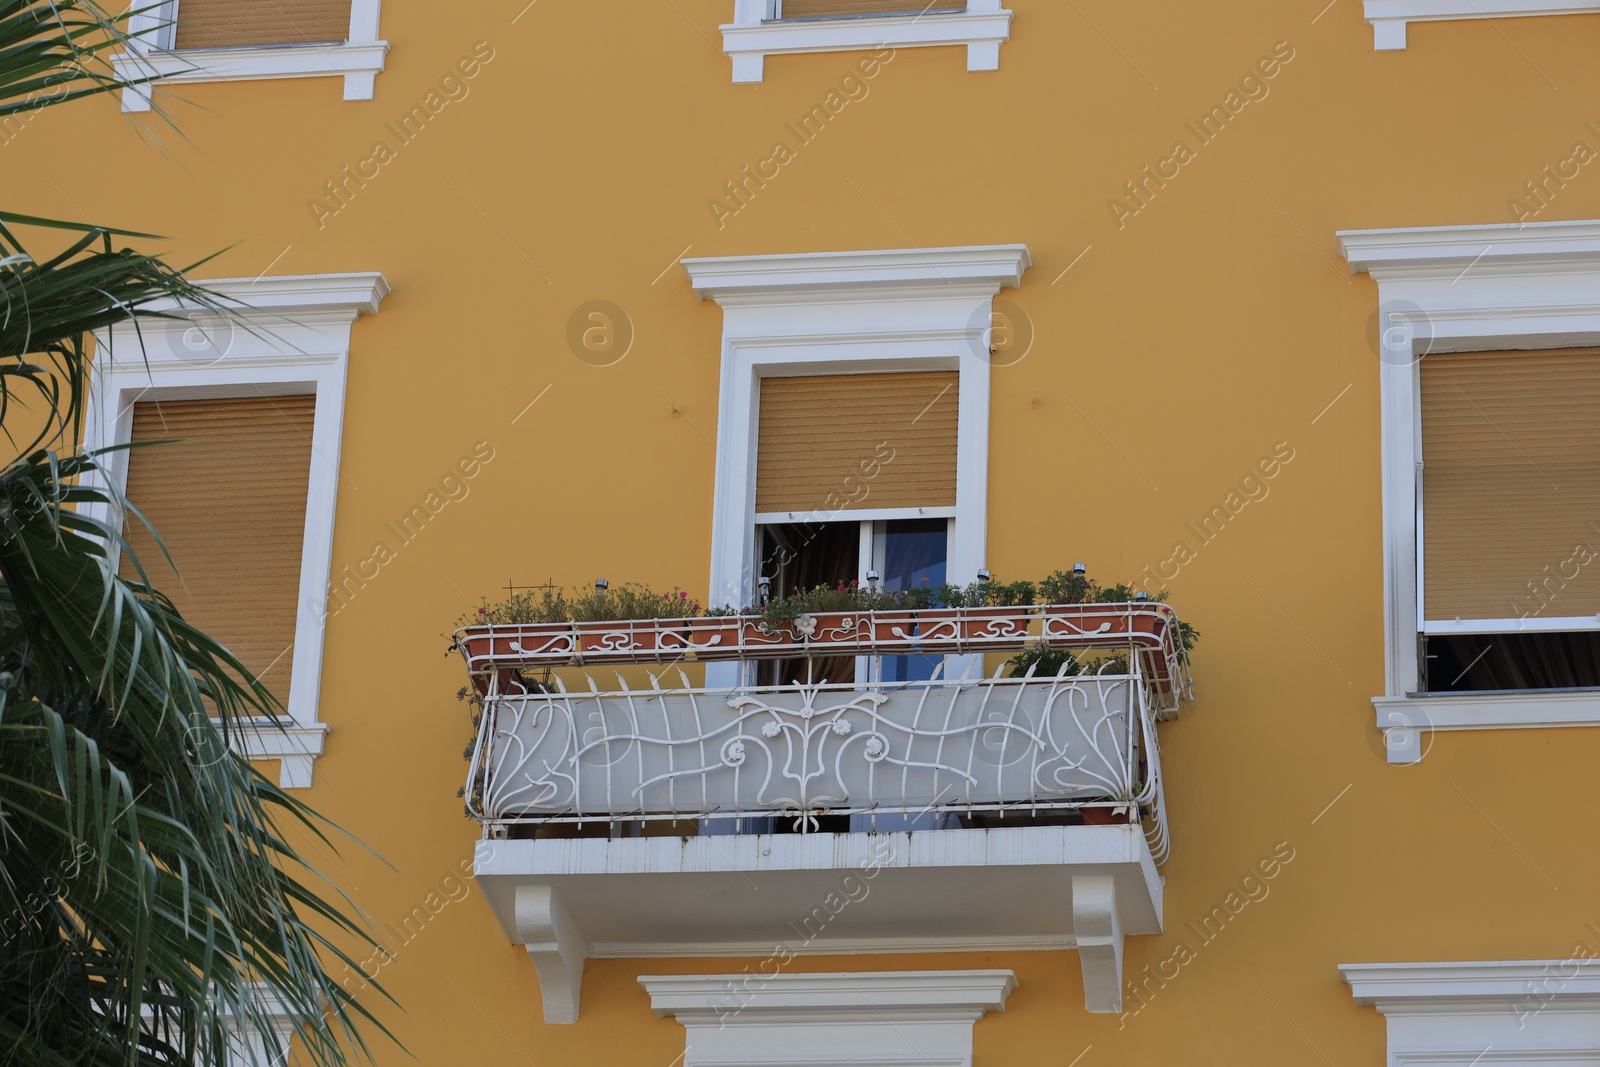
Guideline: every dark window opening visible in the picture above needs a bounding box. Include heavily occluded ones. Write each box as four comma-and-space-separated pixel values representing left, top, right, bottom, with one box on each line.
758, 521, 858, 686
1422, 632, 1600, 692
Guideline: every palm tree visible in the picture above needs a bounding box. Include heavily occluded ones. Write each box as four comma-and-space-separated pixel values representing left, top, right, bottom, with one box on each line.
0, 3, 392, 1064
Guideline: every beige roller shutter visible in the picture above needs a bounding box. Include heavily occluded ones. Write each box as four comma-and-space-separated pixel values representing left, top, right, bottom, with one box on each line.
174, 0, 351, 49
121, 395, 315, 703
1421, 348, 1600, 622
780, 0, 963, 18
756, 371, 957, 514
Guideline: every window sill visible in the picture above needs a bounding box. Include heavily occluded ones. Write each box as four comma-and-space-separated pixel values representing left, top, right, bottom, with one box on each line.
1364, 0, 1600, 50
720, 8, 1012, 83
111, 40, 389, 112
227, 719, 329, 789
1373, 690, 1600, 763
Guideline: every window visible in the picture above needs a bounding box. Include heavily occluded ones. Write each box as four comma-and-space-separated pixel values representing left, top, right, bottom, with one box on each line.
171, 0, 351, 48
1363, 0, 1600, 50
1343, 960, 1600, 1065
1418, 348, 1600, 693
681, 243, 1030, 692
1338, 219, 1600, 762
85, 272, 389, 786
721, 0, 1012, 83
778, 0, 965, 18
121, 396, 315, 710
113, 0, 387, 112
639, 970, 1017, 1067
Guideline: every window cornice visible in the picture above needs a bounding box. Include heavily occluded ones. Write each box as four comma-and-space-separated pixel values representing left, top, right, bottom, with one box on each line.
640, 970, 1016, 1066
1363, 0, 1600, 50
1338, 219, 1600, 277
1344, 960, 1600, 1063
683, 244, 1031, 303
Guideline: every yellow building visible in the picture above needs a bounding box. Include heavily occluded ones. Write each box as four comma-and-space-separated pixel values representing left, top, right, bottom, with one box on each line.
17, 0, 1600, 1061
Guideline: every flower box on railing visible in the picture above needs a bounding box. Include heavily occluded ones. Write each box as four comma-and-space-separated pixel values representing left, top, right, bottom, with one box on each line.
457, 602, 1191, 699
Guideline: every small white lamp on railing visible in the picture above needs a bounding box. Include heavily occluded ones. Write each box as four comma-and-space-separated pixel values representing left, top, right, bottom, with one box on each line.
866, 569, 880, 591
977, 568, 992, 582
1073, 563, 1087, 576
595, 578, 609, 592
758, 575, 772, 605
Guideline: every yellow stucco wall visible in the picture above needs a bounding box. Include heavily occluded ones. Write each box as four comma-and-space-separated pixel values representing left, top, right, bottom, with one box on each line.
11, 1, 1600, 1061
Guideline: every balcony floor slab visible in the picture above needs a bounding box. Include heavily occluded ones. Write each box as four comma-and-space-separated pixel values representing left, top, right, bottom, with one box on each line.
474, 825, 1160, 1020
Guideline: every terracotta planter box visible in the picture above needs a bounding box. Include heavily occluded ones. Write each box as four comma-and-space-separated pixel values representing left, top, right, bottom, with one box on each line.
459, 623, 572, 695
910, 609, 961, 644
677, 617, 743, 657
869, 611, 921, 645
806, 612, 871, 646
960, 606, 1034, 642
738, 616, 789, 651
1081, 805, 1134, 826
1043, 603, 1169, 645
574, 619, 665, 656
506, 622, 578, 658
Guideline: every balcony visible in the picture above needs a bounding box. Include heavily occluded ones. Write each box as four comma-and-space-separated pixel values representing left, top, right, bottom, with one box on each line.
458, 603, 1191, 1022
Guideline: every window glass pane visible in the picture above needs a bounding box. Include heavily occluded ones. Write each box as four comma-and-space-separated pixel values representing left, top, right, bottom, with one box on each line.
880, 518, 946, 684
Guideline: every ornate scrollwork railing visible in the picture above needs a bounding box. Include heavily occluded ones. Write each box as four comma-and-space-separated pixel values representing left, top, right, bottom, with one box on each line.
466, 657, 1175, 864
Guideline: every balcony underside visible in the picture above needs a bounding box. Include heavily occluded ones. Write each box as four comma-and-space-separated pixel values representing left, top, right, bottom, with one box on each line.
474, 824, 1160, 1023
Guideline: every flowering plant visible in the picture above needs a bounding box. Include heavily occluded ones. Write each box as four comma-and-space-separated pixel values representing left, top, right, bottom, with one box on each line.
456, 583, 702, 628
454, 568, 1198, 652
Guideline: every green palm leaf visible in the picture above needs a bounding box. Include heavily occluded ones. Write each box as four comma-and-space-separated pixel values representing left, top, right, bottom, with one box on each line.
0, 4, 398, 1065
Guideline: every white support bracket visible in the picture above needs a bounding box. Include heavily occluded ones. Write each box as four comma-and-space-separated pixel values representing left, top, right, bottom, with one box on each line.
514, 884, 587, 1024
1072, 874, 1124, 1013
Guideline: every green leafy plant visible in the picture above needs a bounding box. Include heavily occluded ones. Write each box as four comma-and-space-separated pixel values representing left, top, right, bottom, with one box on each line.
456, 569, 1200, 660
455, 582, 704, 631
0, 4, 396, 1060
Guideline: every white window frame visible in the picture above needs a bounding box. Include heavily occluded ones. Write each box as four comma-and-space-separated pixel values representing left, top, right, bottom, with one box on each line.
682, 244, 1029, 688
1342, 960, 1600, 1065
1364, 0, 1600, 50
1338, 219, 1600, 763
755, 514, 959, 686
639, 970, 1016, 1067
84, 272, 389, 787
721, 0, 1012, 83
113, 0, 387, 112
225, 985, 294, 1066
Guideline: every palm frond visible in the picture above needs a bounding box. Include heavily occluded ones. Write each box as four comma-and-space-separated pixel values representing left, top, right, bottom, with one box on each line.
0, 450, 397, 1066
0, 0, 166, 119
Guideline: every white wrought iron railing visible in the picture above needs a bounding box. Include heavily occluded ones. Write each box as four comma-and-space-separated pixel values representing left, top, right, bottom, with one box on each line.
465, 656, 1177, 865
